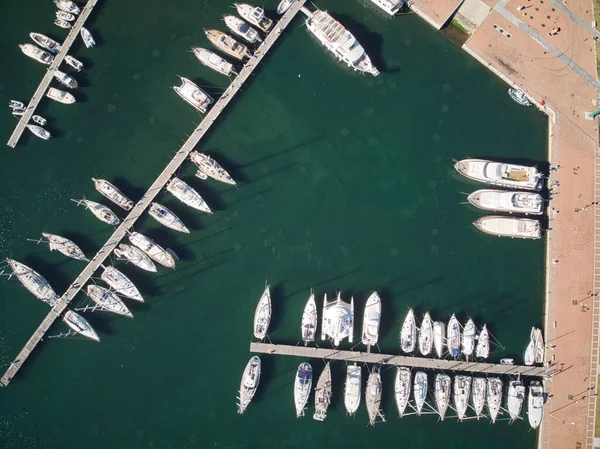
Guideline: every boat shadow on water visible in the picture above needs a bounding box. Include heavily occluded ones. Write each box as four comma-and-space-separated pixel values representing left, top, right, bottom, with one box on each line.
239, 134, 326, 168
151, 258, 233, 297
22, 254, 74, 293
204, 151, 250, 184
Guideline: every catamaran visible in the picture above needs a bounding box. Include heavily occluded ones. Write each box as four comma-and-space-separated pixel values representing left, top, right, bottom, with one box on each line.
533, 327, 545, 364
65, 55, 84, 71
467, 189, 544, 215
80, 27, 95, 48
101, 266, 144, 302
128, 232, 176, 269
400, 308, 416, 353
173, 76, 213, 113
46, 87, 75, 104
313, 362, 332, 421
528, 381, 544, 429
253, 285, 271, 340
234, 3, 273, 32
462, 318, 476, 357
321, 292, 354, 346
114, 243, 157, 273
361, 291, 381, 347
54, 69, 78, 89
92, 178, 133, 210
454, 159, 543, 191
26, 124, 51, 140
72, 199, 120, 225
205, 29, 249, 61
40, 232, 86, 261
192, 47, 236, 76
487, 377, 503, 423
294, 362, 312, 418
148, 203, 189, 234
434, 374, 451, 421
238, 356, 261, 414
301, 290, 317, 344
419, 312, 433, 356
54, 0, 80, 14
471, 377, 486, 419
413, 371, 428, 415
447, 314, 461, 357
5, 259, 59, 306
474, 216, 542, 240
433, 321, 445, 358
394, 367, 411, 417
508, 380, 525, 421
86, 284, 133, 317
190, 151, 236, 185
166, 177, 212, 213
302, 8, 379, 76
30, 33, 62, 53
224, 15, 262, 44
524, 327, 536, 366
366, 368, 385, 425
454, 375, 471, 421
344, 364, 361, 416
368, 0, 402, 15
62, 310, 100, 342
475, 324, 490, 359
19, 43, 54, 64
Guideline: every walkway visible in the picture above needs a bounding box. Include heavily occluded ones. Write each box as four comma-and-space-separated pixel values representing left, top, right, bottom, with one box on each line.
0, 0, 307, 387
7, 0, 100, 148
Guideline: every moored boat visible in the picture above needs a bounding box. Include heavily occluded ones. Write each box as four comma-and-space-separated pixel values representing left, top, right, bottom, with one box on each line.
344, 364, 361, 416
80, 27, 95, 48
474, 216, 542, 240
394, 366, 411, 417
467, 189, 544, 215
65, 55, 83, 71
148, 202, 189, 233
5, 258, 59, 306
41, 232, 86, 260
253, 285, 271, 340
294, 362, 312, 418
62, 310, 100, 342
447, 314, 461, 357
361, 291, 381, 347
192, 47, 236, 76
509, 88, 531, 106
86, 284, 133, 317
419, 312, 433, 356
101, 266, 144, 302
413, 371, 428, 415
433, 321, 445, 358
30, 33, 61, 53
462, 318, 476, 357
19, 43, 54, 64
54, 18, 71, 28
368, 0, 402, 15
32, 115, 47, 126
471, 377, 486, 419
9, 100, 25, 109
73, 198, 120, 225
92, 178, 134, 210
454, 375, 471, 421
277, 0, 296, 14
46, 87, 75, 104
533, 327, 545, 364
487, 377, 503, 423
524, 327, 536, 366
475, 324, 490, 359
321, 292, 354, 346
508, 380, 526, 421
54, 0, 80, 14
26, 124, 51, 140
238, 356, 261, 414
114, 243, 157, 273
205, 29, 249, 61
128, 232, 176, 269
301, 290, 317, 344
54, 69, 78, 88
173, 76, 213, 113
366, 368, 385, 425
313, 362, 332, 421
400, 308, 416, 353
434, 374, 451, 420
234, 3, 273, 32
56, 10, 75, 21
454, 159, 543, 191
224, 15, 262, 44
190, 151, 236, 185
166, 177, 212, 213
528, 381, 544, 429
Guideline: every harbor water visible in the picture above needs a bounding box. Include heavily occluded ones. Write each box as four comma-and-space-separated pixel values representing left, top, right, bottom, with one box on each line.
0, 0, 547, 448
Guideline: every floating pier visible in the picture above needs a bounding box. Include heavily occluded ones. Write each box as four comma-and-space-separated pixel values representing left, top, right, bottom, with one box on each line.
7, 0, 100, 148
0, 0, 307, 387
249, 342, 547, 377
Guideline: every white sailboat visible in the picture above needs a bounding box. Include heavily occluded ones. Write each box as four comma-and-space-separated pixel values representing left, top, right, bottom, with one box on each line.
434, 374, 451, 421
394, 367, 411, 417
508, 380, 525, 421
40, 232, 86, 261
366, 368, 385, 425
92, 178, 134, 210
433, 321, 446, 358
467, 189, 544, 215
114, 243, 157, 273
344, 364, 361, 416
148, 203, 190, 234
524, 327, 536, 366
224, 15, 262, 44
321, 292, 354, 346
86, 284, 133, 317
528, 381, 544, 429
361, 291, 381, 347
487, 377, 503, 423
533, 328, 545, 364
301, 290, 317, 344
234, 3, 273, 32
471, 377, 486, 419
128, 232, 176, 269
462, 318, 476, 357
447, 314, 461, 357
253, 285, 271, 340
454, 159, 543, 191
190, 151, 236, 185
101, 266, 144, 302
400, 308, 416, 353
192, 47, 236, 76
5, 259, 59, 306
475, 324, 490, 359
62, 310, 100, 342
238, 356, 261, 414
166, 177, 212, 213
313, 362, 332, 421
454, 375, 471, 421
413, 371, 428, 415
294, 362, 312, 418
419, 312, 433, 356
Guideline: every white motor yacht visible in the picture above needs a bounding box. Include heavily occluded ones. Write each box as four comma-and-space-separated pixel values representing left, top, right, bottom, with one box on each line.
419, 312, 433, 356
313, 362, 332, 421
114, 243, 157, 273
56, 10, 75, 21
30, 33, 62, 53
65, 55, 84, 71
301, 290, 317, 344
234, 3, 273, 32
454, 159, 543, 191
92, 178, 133, 210
80, 27, 95, 48
361, 291, 381, 347
190, 151, 236, 185
9, 100, 24, 109
173, 76, 213, 113
62, 310, 100, 342
294, 362, 312, 418
447, 314, 461, 357
277, 0, 296, 14
166, 177, 212, 213
528, 381, 544, 429
19, 43, 54, 64
321, 292, 354, 346
32, 115, 47, 126
148, 202, 189, 233
54, 18, 71, 29
41, 232, 86, 261
368, 0, 402, 15
468, 189, 544, 215
128, 232, 176, 269
205, 29, 249, 61
487, 377, 503, 423
394, 367, 411, 417
366, 369, 385, 425
192, 47, 236, 76
475, 324, 490, 359
238, 356, 261, 414
54, 0, 80, 14
54, 69, 78, 89
433, 321, 446, 358
471, 377, 486, 419
400, 308, 416, 353
474, 216, 542, 240
413, 371, 428, 415
253, 285, 271, 340
224, 15, 262, 44
26, 124, 51, 140
454, 375, 471, 421
344, 364, 361, 416
46, 87, 76, 104
462, 318, 476, 357
434, 374, 451, 421
508, 380, 526, 421
5, 259, 59, 306
101, 266, 144, 302
73, 199, 120, 225
86, 284, 133, 317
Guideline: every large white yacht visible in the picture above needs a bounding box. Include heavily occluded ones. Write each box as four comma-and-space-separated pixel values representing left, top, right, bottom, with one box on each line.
302, 8, 379, 76
205, 30, 249, 61
166, 177, 212, 213
234, 3, 273, 32
101, 266, 144, 302
148, 203, 190, 234
54, 69, 78, 89
468, 189, 544, 215
62, 310, 100, 342
528, 381, 544, 429
128, 232, 176, 269
46, 87, 76, 104
321, 292, 354, 346
19, 43, 54, 64
294, 362, 312, 418
474, 216, 542, 240
361, 291, 381, 347
344, 364, 361, 416
30, 33, 62, 53
224, 15, 262, 44
92, 178, 133, 210
54, 0, 80, 14
454, 159, 543, 191
41, 232, 87, 261
5, 259, 59, 306
192, 47, 236, 76
173, 76, 213, 113
238, 356, 261, 414
114, 243, 157, 273
86, 285, 133, 318
190, 151, 236, 185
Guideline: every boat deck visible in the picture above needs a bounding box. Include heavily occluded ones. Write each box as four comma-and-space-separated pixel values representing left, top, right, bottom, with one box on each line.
7, 0, 100, 148
0, 0, 307, 386
249, 342, 547, 377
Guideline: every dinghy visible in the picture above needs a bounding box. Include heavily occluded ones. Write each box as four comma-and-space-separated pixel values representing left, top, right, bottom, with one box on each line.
454, 375, 471, 421
524, 327, 536, 366
471, 377, 486, 419
129, 232, 176, 269
400, 308, 416, 353
508, 380, 525, 421
253, 285, 271, 340
419, 312, 433, 356
72, 199, 119, 225
101, 266, 144, 302
528, 381, 544, 429
114, 243, 157, 273
366, 368, 385, 425
361, 291, 381, 347
86, 285, 133, 317
462, 318, 476, 357
148, 202, 190, 234
62, 310, 100, 342
487, 377, 503, 423
467, 189, 544, 215
190, 151, 236, 185
5, 259, 59, 306
474, 216, 542, 240
434, 374, 451, 421
533, 328, 545, 364
394, 367, 411, 417
238, 356, 261, 414
301, 290, 317, 344
344, 364, 361, 416
454, 159, 543, 191
475, 324, 490, 359
447, 314, 461, 357
413, 371, 428, 415
41, 232, 86, 261
433, 321, 445, 358
294, 362, 312, 418
92, 178, 134, 210
313, 362, 332, 421
321, 292, 354, 346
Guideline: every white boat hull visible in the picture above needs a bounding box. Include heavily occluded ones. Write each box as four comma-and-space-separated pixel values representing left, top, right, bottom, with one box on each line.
361, 291, 381, 346
253, 285, 271, 340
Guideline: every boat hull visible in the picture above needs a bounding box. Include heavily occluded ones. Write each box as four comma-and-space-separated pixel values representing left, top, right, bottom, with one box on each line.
253, 285, 271, 339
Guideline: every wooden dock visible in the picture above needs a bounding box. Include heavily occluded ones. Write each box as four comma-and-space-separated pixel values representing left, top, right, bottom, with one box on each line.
7, 0, 100, 148
249, 342, 548, 377
0, 0, 307, 386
